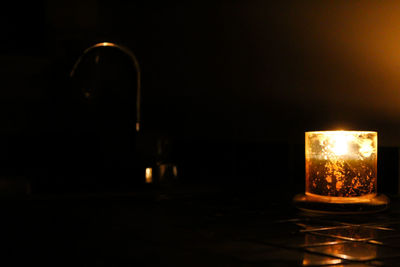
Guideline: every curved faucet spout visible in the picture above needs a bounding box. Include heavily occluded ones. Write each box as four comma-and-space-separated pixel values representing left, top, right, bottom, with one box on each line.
70, 42, 141, 132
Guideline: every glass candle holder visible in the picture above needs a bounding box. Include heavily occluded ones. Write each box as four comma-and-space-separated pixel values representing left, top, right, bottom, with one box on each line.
294, 130, 389, 214
306, 131, 377, 201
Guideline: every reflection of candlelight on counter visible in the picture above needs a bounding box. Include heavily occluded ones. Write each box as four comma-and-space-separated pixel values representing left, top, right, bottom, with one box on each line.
302, 227, 379, 264
301, 234, 343, 266
306, 131, 377, 202
294, 130, 389, 213
305, 241, 378, 262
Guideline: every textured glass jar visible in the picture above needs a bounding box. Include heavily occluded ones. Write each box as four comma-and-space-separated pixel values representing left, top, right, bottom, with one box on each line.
305, 131, 377, 202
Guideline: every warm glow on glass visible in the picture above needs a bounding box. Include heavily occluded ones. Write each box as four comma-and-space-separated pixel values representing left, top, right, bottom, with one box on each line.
305, 131, 377, 202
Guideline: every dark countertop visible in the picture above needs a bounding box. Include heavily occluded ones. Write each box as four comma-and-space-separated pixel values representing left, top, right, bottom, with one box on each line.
3, 186, 400, 266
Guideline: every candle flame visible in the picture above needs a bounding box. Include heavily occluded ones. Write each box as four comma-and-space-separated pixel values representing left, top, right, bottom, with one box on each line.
331, 134, 350, 156
316, 131, 374, 158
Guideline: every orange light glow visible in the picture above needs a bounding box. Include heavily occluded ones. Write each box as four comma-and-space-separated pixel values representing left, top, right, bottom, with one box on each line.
305, 131, 377, 202
97, 42, 117, 47
302, 229, 378, 264
145, 168, 153, 183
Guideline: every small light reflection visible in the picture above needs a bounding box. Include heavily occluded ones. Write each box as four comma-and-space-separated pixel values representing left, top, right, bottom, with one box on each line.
306, 242, 378, 261
312, 226, 377, 241
302, 227, 378, 264
99, 42, 116, 47
302, 254, 342, 266
173, 165, 178, 177
159, 164, 166, 180
145, 168, 153, 183
302, 234, 343, 266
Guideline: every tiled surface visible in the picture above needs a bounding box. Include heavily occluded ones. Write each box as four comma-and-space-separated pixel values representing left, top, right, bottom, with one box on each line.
8, 190, 400, 266
246, 215, 400, 266
159, 193, 400, 266
165, 193, 400, 266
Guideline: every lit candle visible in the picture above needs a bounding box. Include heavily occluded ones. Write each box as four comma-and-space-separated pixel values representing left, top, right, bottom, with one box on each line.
305, 131, 377, 202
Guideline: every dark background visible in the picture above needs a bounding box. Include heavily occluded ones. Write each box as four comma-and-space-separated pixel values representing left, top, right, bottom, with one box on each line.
0, 1, 399, 197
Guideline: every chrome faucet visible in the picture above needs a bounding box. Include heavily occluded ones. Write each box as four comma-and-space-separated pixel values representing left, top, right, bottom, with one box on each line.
69, 42, 178, 186
70, 42, 141, 132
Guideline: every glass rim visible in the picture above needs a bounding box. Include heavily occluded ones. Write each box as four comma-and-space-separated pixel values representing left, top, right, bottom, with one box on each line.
306, 130, 377, 135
